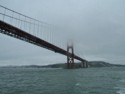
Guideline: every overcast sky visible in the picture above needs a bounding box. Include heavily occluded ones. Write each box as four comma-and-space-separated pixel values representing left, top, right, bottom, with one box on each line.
0, 0, 125, 66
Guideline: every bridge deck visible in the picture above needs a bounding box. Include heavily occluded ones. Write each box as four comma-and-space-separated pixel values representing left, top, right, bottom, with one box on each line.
0, 20, 86, 62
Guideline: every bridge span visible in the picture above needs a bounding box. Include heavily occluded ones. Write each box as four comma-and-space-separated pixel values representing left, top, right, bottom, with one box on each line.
0, 5, 88, 68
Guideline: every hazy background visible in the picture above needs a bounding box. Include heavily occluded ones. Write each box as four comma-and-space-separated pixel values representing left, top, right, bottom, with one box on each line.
0, 0, 125, 66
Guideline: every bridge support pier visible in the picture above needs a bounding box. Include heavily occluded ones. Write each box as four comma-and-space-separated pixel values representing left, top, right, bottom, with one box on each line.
67, 45, 74, 69
81, 61, 88, 68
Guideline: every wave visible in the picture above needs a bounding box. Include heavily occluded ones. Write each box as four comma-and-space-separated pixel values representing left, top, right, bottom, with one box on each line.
116, 79, 125, 94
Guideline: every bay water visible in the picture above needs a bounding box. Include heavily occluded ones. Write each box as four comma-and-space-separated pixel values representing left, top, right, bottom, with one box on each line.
0, 67, 125, 94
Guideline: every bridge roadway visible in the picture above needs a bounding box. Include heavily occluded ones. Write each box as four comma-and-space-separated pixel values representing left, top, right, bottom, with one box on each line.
0, 20, 86, 62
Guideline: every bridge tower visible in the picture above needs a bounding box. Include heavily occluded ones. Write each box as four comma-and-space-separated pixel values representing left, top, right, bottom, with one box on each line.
67, 44, 74, 69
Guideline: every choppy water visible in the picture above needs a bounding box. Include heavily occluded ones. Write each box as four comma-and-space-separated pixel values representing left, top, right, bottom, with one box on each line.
0, 67, 125, 94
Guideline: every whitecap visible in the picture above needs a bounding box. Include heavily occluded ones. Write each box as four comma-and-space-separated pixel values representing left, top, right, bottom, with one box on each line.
116, 79, 125, 94
75, 83, 80, 86
117, 87, 125, 94
120, 79, 125, 83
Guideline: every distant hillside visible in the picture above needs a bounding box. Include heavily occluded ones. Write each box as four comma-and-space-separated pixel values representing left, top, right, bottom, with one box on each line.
4, 61, 124, 69
87, 61, 113, 67
88, 61, 125, 67
29, 61, 125, 68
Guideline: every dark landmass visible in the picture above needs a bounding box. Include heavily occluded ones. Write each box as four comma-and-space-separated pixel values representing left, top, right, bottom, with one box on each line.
22, 61, 125, 69
87, 61, 125, 67
1, 61, 125, 68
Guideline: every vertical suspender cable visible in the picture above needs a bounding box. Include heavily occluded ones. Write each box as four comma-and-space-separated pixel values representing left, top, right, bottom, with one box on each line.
3, 7, 6, 21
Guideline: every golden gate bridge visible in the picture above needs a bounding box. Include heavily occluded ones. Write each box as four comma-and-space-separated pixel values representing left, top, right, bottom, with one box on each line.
0, 5, 88, 68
